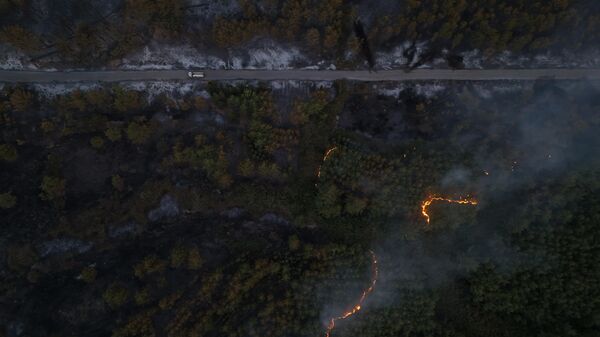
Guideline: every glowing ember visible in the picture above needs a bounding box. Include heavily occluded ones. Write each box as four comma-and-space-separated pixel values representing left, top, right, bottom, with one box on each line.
421, 196, 478, 224
324, 250, 378, 337
317, 147, 338, 179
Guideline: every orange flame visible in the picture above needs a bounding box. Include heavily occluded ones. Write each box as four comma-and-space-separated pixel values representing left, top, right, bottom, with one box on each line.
317, 147, 338, 179
324, 147, 338, 161
421, 196, 478, 224
324, 250, 378, 337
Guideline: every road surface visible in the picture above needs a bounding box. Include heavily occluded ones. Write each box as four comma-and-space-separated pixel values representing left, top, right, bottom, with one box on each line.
1, 69, 600, 83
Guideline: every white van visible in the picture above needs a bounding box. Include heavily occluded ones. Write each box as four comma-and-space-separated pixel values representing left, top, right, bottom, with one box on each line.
188, 71, 205, 78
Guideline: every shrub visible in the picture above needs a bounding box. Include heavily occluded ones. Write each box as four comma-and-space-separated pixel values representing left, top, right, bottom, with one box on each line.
216, 173, 233, 189
85, 89, 112, 111
134, 287, 151, 305
316, 183, 342, 218
288, 235, 301, 251
6, 244, 37, 271
9, 88, 34, 112
0, 25, 40, 53
112, 174, 125, 192
170, 244, 187, 268
40, 176, 65, 201
127, 118, 153, 145
305, 28, 321, 49
90, 136, 105, 149
134, 255, 167, 279
80, 266, 97, 283
187, 247, 203, 270
103, 283, 129, 308
194, 96, 208, 110
238, 159, 255, 177
0, 192, 16, 209
113, 88, 144, 113
40, 120, 55, 133
159, 292, 182, 310
0, 144, 17, 162
345, 195, 368, 215
105, 124, 122, 142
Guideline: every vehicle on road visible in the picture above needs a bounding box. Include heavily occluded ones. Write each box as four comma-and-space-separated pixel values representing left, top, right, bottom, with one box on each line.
188, 71, 205, 78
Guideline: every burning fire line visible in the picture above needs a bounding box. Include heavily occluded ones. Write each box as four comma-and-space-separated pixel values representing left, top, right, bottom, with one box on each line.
421, 196, 478, 224
317, 147, 338, 179
324, 250, 378, 337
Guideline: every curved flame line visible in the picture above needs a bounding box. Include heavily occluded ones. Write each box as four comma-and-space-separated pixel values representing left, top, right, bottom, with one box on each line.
421, 196, 478, 224
324, 250, 378, 337
317, 147, 338, 179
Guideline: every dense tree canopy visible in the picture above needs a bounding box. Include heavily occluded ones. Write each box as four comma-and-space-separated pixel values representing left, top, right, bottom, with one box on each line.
1, 0, 597, 67
0, 78, 599, 336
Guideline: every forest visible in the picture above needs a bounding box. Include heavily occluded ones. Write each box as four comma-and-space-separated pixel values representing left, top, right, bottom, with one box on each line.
0, 0, 599, 67
2, 1, 600, 336
0, 78, 599, 336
